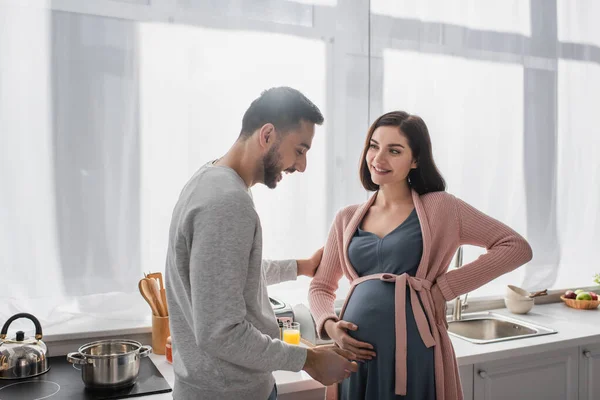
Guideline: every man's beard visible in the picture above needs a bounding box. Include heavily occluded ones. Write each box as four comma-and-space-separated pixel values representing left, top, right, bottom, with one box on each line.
262, 144, 283, 189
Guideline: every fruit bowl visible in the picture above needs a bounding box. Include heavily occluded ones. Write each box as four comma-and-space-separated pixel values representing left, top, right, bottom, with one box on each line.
561, 296, 600, 310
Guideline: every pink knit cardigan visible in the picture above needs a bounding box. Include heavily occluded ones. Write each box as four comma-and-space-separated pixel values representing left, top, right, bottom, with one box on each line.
309, 190, 533, 400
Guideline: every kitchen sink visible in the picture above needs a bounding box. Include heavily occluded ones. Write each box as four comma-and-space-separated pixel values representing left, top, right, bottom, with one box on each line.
447, 311, 557, 344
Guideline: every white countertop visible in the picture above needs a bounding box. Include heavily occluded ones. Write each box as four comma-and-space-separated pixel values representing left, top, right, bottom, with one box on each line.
88, 302, 600, 398
143, 343, 322, 399
450, 301, 600, 366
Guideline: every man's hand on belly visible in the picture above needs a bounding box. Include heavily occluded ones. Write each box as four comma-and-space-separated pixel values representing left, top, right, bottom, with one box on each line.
303, 345, 359, 386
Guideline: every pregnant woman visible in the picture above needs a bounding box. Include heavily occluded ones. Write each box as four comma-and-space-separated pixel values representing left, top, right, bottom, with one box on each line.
309, 111, 533, 400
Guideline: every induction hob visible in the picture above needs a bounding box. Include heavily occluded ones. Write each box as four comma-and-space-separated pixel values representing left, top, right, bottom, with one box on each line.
0, 355, 172, 399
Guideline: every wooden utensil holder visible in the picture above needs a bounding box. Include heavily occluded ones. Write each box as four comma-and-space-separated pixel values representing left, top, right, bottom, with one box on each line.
152, 315, 170, 355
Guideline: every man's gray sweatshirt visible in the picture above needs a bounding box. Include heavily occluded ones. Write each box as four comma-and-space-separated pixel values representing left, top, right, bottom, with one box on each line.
165, 162, 308, 400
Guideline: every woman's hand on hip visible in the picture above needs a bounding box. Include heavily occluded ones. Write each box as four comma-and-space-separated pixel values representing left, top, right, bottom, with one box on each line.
431, 283, 449, 328
324, 320, 376, 362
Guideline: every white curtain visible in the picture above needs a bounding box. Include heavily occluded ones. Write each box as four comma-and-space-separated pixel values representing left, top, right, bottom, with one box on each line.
2, 1, 600, 337
138, 23, 328, 306
553, 1, 600, 288
381, 51, 527, 297
0, 6, 148, 334
0, 3, 60, 322
555, 60, 600, 289
372, 0, 600, 296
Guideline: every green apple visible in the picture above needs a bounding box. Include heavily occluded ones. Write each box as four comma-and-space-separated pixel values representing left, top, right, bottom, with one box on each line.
576, 292, 593, 301
575, 289, 585, 295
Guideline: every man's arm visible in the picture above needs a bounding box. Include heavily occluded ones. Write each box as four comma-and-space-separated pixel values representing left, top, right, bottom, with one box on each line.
263, 248, 324, 286
187, 194, 306, 372
262, 259, 298, 286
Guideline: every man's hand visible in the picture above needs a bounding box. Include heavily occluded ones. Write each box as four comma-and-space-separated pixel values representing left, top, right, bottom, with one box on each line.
297, 247, 324, 278
302, 345, 358, 386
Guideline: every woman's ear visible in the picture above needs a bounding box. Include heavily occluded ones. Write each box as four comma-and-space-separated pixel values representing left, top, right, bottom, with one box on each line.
411, 158, 418, 169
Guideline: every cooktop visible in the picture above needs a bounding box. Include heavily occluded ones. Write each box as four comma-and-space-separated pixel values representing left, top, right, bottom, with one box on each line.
0, 355, 172, 399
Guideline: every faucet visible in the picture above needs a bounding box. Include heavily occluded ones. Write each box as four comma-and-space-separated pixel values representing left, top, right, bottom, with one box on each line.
452, 246, 469, 321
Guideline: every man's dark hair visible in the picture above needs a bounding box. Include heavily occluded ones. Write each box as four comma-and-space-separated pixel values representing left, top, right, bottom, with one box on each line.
239, 87, 324, 139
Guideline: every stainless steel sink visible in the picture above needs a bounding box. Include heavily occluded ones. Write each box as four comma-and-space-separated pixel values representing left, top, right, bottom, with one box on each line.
447, 312, 557, 344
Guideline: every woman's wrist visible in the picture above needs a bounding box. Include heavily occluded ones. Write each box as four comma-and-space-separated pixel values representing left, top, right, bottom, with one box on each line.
323, 319, 335, 337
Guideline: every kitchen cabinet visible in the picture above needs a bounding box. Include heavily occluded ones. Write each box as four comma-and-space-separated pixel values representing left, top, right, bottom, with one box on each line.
472, 347, 579, 400
459, 364, 474, 400
280, 388, 326, 400
579, 343, 600, 400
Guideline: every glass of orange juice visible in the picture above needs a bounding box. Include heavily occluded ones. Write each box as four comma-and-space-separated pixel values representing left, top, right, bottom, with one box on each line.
283, 322, 301, 345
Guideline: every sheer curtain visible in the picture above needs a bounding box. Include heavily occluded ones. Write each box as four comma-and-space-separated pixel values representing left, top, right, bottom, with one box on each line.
381, 51, 526, 296
2, 1, 600, 336
0, 3, 60, 318
553, 0, 600, 289
0, 2, 331, 335
370, 0, 600, 296
1, 6, 147, 333
554, 60, 600, 289
138, 23, 328, 305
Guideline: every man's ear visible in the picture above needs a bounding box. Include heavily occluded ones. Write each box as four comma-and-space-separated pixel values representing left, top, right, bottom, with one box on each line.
258, 123, 275, 149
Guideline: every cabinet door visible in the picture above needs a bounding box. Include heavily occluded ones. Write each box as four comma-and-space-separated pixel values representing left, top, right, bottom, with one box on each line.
473, 347, 579, 400
459, 364, 474, 400
579, 343, 600, 400
279, 388, 326, 400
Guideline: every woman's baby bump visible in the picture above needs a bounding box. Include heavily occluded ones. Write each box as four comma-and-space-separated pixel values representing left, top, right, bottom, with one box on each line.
341, 280, 399, 351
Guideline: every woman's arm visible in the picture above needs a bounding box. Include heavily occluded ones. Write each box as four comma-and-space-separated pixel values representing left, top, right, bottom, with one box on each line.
435, 197, 533, 301
309, 212, 377, 361
308, 216, 344, 339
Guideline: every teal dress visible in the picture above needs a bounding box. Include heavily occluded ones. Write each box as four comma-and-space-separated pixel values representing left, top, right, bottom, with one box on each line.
340, 209, 435, 400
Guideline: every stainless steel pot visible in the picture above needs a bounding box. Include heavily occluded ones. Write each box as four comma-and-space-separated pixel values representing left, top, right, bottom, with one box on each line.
67, 339, 152, 390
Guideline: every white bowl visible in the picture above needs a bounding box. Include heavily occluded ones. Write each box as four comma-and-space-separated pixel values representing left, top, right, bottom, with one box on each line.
504, 296, 534, 314
506, 285, 531, 300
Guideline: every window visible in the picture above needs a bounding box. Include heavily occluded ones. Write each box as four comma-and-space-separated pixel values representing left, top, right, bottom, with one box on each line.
555, 60, 600, 288
139, 22, 328, 305
557, 0, 600, 47
2, 1, 600, 335
382, 50, 526, 297
371, 0, 530, 36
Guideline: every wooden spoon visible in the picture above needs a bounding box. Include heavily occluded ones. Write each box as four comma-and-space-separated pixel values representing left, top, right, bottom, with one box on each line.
147, 272, 168, 316
528, 289, 548, 298
139, 279, 160, 316
146, 278, 168, 317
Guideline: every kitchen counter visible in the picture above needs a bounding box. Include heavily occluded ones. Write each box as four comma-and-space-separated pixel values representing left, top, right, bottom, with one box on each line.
451, 302, 600, 366
141, 343, 321, 399
137, 302, 600, 398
